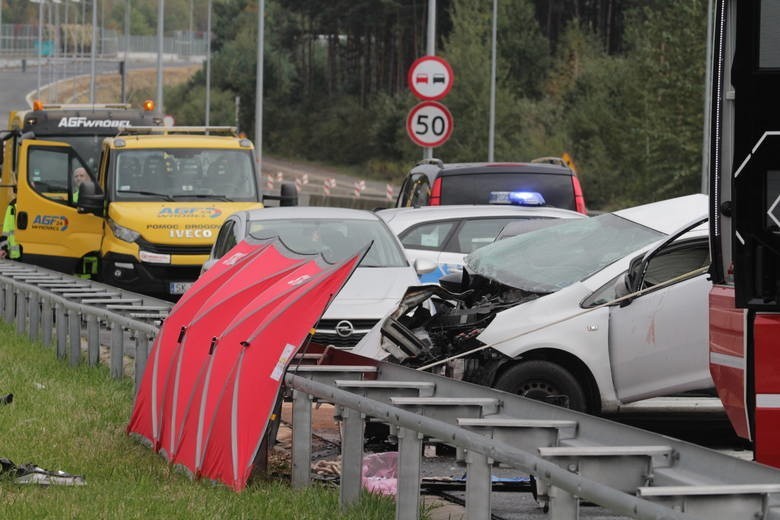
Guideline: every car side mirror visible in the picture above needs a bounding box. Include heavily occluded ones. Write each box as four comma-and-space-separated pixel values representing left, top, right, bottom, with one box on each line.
200, 258, 217, 275
413, 258, 438, 276
76, 184, 105, 216
614, 273, 634, 306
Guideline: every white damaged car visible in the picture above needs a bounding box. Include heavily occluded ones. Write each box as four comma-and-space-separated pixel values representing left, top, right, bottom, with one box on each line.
354, 194, 712, 414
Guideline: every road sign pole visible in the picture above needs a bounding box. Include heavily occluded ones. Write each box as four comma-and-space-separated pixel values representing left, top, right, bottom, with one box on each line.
424, 0, 436, 160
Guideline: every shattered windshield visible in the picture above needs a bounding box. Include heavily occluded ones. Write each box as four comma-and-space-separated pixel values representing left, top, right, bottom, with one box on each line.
112, 148, 258, 201
465, 213, 665, 293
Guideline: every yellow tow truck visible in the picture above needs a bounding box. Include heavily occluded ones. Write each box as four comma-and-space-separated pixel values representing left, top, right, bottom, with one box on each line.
5, 124, 296, 299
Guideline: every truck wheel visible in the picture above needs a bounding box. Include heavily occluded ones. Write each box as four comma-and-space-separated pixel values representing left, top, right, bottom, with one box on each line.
493, 360, 587, 412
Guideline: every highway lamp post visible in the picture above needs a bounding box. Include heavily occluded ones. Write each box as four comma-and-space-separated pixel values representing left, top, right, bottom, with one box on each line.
205, 0, 211, 126
122, 0, 130, 103
188, 0, 193, 61
156, 0, 164, 113
488, 0, 497, 162
80, 0, 84, 60
255, 0, 263, 170
89, 0, 97, 103
31, 0, 45, 100
52, 0, 61, 101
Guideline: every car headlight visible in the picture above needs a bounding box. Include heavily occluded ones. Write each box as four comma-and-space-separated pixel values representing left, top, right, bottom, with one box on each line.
108, 218, 141, 243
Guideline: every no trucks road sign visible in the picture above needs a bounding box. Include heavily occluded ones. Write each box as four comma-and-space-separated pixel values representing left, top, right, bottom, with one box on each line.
406, 101, 454, 148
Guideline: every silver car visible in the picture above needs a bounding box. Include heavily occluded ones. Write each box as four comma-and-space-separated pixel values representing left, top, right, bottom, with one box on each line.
202, 206, 432, 349
377, 204, 586, 283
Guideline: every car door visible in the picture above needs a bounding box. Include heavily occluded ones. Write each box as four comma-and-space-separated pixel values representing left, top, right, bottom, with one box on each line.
398, 219, 458, 282
439, 217, 518, 275
608, 235, 712, 403
15, 140, 103, 268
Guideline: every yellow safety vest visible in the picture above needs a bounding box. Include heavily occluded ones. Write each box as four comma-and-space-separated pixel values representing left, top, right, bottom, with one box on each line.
2, 203, 20, 259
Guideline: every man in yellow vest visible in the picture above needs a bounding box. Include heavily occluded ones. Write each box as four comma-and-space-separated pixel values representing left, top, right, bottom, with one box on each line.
72, 167, 90, 203
0, 200, 21, 260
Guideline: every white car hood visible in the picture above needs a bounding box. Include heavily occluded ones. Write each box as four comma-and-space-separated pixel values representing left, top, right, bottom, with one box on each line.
322, 266, 420, 321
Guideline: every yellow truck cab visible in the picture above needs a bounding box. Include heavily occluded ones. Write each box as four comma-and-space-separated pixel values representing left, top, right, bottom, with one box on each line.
12, 125, 293, 299
0, 102, 163, 219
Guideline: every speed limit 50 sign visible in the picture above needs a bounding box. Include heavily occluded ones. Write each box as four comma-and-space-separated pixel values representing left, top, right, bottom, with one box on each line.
406, 101, 454, 148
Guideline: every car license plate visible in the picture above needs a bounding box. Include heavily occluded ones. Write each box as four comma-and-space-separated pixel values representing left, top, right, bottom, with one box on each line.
169, 282, 193, 295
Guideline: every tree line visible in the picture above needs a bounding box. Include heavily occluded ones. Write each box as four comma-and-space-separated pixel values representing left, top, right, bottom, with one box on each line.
163, 0, 708, 211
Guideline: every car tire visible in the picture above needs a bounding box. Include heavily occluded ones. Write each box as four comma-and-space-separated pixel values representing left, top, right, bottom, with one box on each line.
493, 360, 588, 412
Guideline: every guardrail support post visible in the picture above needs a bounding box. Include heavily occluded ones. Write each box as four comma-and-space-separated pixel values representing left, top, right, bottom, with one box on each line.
15, 289, 27, 334
56, 304, 67, 359
41, 298, 53, 347
0, 281, 6, 318
134, 335, 148, 392
28, 292, 40, 342
110, 322, 124, 379
87, 315, 100, 366
396, 427, 423, 520
291, 390, 312, 489
4, 283, 14, 322
465, 450, 492, 520
340, 407, 364, 509
69, 309, 82, 366
548, 484, 579, 520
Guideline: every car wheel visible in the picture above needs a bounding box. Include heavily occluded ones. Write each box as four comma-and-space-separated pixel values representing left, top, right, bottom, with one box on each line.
494, 360, 588, 412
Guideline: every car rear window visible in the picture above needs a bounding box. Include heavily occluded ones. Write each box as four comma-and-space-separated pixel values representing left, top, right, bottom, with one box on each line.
440, 173, 575, 210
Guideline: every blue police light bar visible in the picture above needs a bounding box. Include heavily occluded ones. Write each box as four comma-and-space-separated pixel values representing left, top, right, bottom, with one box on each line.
489, 191, 546, 206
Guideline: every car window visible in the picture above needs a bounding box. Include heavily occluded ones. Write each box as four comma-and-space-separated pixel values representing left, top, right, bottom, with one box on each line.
495, 217, 567, 240
642, 238, 710, 288
247, 218, 408, 267
400, 221, 457, 251
450, 218, 513, 253
582, 273, 625, 308
397, 173, 431, 207
113, 149, 258, 201
466, 213, 665, 293
27, 147, 91, 205
440, 173, 575, 210
213, 220, 237, 259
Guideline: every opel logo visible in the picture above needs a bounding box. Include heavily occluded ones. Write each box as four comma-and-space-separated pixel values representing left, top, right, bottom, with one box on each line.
335, 320, 355, 337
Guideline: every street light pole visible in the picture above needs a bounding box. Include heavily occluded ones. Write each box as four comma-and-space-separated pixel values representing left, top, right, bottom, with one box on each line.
37, 0, 44, 100
156, 0, 164, 113
89, 0, 97, 103
488, 0, 497, 162
205, 0, 212, 126
255, 0, 264, 171
122, 0, 130, 103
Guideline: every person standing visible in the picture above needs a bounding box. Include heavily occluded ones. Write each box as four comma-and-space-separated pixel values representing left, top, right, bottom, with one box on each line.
0, 200, 20, 259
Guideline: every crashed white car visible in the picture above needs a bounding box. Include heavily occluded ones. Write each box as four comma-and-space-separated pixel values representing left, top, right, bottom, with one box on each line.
354, 194, 712, 414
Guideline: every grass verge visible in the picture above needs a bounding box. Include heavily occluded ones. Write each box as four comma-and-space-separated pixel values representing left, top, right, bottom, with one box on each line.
0, 322, 395, 519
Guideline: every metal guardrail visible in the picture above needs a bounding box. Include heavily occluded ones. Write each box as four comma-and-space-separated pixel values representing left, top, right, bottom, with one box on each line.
4, 260, 780, 520
285, 347, 780, 520
0, 260, 172, 388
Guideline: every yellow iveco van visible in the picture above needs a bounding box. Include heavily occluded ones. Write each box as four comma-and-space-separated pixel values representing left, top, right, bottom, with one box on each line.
0, 102, 163, 223
13, 126, 296, 300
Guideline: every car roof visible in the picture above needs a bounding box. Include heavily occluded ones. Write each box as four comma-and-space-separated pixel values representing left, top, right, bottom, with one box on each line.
612, 193, 708, 235
241, 206, 382, 222
377, 204, 584, 230
409, 161, 574, 182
